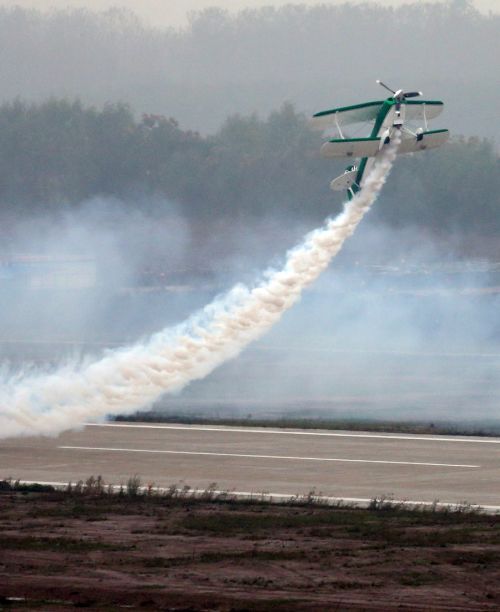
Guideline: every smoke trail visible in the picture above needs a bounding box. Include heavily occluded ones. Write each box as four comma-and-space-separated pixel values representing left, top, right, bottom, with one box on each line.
0, 137, 399, 440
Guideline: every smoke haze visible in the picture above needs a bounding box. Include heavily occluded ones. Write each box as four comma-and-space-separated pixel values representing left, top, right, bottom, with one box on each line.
0, 131, 498, 433
0, 140, 404, 439
0, 2, 498, 436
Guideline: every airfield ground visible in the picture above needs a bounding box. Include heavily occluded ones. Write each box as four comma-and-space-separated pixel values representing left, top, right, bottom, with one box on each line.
0, 482, 499, 611
2, 422, 499, 610
2, 423, 499, 508
1, 335, 499, 610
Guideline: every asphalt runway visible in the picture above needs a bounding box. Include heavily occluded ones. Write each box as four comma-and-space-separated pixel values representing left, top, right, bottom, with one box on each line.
1, 422, 499, 508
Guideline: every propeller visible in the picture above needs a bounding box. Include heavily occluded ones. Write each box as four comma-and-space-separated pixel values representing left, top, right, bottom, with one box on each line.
376, 80, 396, 95
376, 80, 423, 112
402, 91, 422, 98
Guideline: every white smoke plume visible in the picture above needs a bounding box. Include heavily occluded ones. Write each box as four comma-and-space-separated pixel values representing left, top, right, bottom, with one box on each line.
0, 137, 400, 440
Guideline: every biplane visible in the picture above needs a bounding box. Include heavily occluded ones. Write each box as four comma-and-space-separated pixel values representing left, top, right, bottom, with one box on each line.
311, 80, 449, 199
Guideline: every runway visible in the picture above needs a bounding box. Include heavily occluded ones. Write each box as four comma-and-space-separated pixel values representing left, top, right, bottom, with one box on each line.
1, 422, 499, 508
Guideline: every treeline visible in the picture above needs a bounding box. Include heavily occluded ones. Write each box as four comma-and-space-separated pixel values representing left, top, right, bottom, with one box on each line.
0, 2, 498, 140
0, 99, 327, 222
0, 99, 498, 238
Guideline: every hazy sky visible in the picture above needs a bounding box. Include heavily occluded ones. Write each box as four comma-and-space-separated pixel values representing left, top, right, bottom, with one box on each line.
1, 0, 497, 28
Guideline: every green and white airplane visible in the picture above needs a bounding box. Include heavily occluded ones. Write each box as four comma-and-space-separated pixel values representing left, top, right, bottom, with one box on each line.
311, 80, 449, 199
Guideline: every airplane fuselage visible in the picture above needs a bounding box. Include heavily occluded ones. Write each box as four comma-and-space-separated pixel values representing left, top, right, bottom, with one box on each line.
312, 84, 448, 199
350, 98, 400, 199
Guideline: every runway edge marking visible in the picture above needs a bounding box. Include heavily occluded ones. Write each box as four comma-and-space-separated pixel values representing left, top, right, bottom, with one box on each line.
84, 422, 500, 444
59, 445, 480, 468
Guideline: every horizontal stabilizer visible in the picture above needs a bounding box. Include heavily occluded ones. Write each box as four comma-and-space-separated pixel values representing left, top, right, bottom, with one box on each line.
321, 137, 381, 159
399, 129, 449, 154
330, 169, 358, 192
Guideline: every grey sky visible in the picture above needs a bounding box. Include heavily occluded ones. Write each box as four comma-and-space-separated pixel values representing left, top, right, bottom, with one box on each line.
1, 0, 497, 28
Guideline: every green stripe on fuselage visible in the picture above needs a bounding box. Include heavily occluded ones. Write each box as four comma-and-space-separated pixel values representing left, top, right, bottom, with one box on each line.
371, 99, 395, 137
352, 99, 395, 196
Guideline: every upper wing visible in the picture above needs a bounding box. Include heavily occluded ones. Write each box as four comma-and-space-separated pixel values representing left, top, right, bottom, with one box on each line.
310, 100, 384, 131
404, 100, 444, 121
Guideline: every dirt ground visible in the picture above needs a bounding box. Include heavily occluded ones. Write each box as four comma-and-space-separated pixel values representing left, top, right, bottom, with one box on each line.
0, 485, 499, 611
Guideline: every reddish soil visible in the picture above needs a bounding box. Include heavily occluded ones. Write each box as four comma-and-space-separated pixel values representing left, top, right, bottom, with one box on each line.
0, 488, 499, 611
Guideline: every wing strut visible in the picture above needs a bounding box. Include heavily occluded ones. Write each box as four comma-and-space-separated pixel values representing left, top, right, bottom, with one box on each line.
334, 113, 345, 139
